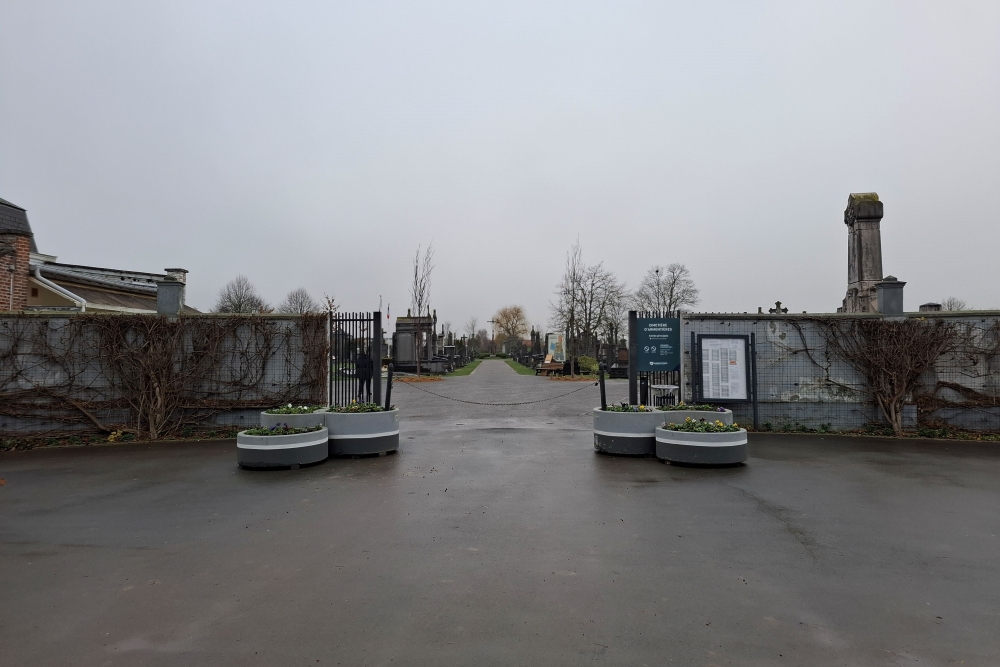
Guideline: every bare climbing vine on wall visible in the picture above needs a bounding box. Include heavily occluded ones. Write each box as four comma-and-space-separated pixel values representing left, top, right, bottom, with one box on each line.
0, 313, 328, 439
818, 318, 959, 435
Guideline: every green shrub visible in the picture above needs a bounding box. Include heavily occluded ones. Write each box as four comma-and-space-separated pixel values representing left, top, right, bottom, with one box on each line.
578, 355, 599, 374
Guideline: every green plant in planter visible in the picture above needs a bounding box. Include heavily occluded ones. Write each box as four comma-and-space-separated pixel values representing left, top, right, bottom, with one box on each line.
662, 417, 742, 433
264, 404, 324, 415
658, 402, 727, 412
328, 402, 390, 413
604, 402, 655, 412
242, 424, 325, 436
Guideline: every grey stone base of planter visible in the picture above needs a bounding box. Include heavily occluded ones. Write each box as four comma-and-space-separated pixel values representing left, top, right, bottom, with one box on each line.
326, 409, 400, 457
592, 408, 662, 456
593, 432, 655, 456
329, 433, 400, 457
655, 428, 748, 465
237, 427, 329, 469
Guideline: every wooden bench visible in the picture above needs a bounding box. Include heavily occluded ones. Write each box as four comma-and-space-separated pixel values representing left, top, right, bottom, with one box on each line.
534, 354, 564, 376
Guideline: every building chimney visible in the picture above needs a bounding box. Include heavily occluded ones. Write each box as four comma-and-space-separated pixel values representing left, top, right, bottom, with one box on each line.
157, 277, 185, 316
0, 234, 31, 312
875, 276, 905, 315
164, 268, 188, 284
0, 198, 35, 312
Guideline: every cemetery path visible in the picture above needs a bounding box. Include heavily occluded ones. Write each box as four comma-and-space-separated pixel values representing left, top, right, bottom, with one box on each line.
394, 358, 614, 410
3, 358, 1000, 665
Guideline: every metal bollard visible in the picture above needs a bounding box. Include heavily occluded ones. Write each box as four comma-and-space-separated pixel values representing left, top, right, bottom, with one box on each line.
384, 363, 394, 411
599, 363, 607, 410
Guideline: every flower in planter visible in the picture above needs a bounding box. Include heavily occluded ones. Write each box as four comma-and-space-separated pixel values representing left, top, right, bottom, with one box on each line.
659, 403, 724, 412
329, 402, 387, 413
662, 417, 740, 433
604, 402, 655, 412
243, 424, 324, 436
264, 404, 323, 415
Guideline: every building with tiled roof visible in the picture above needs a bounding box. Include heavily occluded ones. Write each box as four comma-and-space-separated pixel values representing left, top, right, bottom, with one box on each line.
0, 197, 196, 314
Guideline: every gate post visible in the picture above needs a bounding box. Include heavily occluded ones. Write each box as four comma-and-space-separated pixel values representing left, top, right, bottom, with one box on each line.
628, 310, 638, 405
372, 311, 382, 406
326, 310, 332, 407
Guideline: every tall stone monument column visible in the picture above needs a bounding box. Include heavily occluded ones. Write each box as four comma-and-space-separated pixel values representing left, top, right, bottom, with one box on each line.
842, 192, 884, 313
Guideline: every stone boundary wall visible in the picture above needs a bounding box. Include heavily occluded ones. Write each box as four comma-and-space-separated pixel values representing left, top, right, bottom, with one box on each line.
0, 313, 327, 437
681, 312, 1000, 431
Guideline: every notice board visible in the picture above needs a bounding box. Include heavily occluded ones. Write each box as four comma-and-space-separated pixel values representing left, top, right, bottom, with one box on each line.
697, 335, 749, 402
636, 318, 681, 372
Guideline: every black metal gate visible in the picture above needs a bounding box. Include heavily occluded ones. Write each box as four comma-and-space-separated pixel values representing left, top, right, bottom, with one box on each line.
328, 311, 382, 407
628, 310, 682, 406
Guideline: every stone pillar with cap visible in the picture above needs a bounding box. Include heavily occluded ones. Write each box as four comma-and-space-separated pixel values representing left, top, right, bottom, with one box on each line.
842, 193, 884, 313
156, 268, 187, 316
875, 276, 905, 315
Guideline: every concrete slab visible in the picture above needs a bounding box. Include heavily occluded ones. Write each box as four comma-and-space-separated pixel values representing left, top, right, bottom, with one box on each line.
2, 360, 999, 665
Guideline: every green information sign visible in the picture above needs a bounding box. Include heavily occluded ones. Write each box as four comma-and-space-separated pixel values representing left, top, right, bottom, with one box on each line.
636, 318, 681, 372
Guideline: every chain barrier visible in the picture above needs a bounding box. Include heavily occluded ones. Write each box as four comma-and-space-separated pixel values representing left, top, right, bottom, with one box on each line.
395, 378, 598, 406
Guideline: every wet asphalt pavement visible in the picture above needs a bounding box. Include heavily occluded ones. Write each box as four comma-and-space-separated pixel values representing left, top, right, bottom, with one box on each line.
2, 359, 999, 666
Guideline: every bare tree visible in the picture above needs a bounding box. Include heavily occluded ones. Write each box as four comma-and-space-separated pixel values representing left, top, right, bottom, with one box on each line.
322, 293, 340, 314
632, 263, 699, 313
475, 328, 490, 351
825, 318, 958, 435
277, 288, 319, 314
465, 317, 479, 350
493, 305, 529, 350
410, 243, 434, 375
577, 264, 628, 358
941, 297, 971, 311
214, 275, 271, 313
550, 242, 584, 376
600, 284, 631, 352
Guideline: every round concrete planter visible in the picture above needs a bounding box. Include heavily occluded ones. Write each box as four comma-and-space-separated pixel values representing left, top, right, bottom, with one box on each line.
655, 427, 748, 465
325, 408, 400, 456
237, 426, 329, 469
592, 408, 663, 456
658, 408, 733, 425
260, 407, 328, 429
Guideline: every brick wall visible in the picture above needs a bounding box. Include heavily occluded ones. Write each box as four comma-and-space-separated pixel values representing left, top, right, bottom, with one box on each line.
0, 233, 31, 312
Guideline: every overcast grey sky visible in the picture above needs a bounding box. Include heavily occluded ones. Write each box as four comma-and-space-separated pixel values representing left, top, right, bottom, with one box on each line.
2, 1, 998, 325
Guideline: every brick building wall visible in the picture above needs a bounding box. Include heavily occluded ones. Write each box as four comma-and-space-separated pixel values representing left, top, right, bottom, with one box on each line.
0, 233, 31, 312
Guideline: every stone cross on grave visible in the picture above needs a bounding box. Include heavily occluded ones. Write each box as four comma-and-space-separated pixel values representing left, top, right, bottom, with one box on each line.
768, 301, 788, 314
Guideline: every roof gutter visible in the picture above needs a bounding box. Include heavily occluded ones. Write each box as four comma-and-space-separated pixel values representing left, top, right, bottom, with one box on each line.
34, 266, 86, 312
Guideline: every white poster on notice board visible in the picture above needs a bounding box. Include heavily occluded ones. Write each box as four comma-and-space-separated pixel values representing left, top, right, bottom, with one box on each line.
700, 337, 748, 401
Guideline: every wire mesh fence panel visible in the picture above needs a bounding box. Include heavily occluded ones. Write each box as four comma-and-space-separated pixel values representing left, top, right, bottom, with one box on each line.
683, 314, 1000, 431
328, 311, 381, 408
